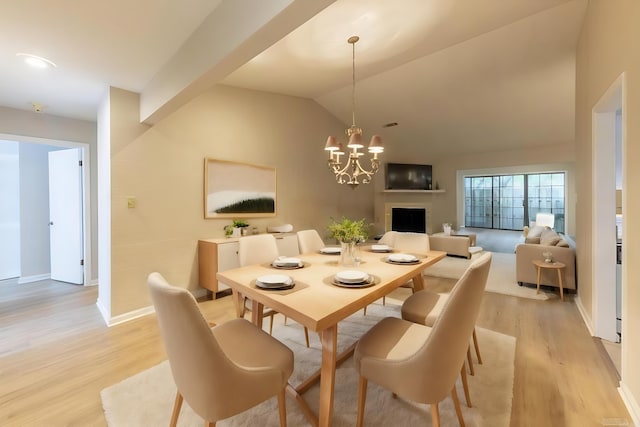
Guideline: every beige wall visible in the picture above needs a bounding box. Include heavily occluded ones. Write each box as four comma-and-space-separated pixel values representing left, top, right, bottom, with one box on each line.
575, 0, 640, 419
373, 142, 576, 236
106, 85, 374, 316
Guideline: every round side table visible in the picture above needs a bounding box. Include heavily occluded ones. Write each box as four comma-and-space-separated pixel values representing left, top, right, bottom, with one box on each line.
532, 259, 566, 301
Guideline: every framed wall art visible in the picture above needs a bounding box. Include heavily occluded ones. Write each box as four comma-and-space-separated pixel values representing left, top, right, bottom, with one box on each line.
204, 158, 276, 218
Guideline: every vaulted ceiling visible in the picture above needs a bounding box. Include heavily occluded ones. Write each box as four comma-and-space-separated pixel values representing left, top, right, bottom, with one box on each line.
0, 0, 586, 158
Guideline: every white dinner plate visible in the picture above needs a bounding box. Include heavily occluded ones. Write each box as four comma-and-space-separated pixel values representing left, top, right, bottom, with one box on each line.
335, 270, 369, 284
320, 247, 341, 254
371, 244, 392, 252
272, 257, 303, 268
388, 253, 418, 263
256, 274, 292, 285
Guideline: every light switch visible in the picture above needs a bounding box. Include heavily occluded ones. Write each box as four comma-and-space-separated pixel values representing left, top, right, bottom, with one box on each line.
127, 197, 136, 209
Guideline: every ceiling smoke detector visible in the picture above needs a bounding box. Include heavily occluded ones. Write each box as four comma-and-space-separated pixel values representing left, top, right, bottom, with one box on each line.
32, 102, 45, 113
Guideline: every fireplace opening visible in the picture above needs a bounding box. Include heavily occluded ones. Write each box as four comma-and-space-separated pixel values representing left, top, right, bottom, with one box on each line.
391, 208, 426, 233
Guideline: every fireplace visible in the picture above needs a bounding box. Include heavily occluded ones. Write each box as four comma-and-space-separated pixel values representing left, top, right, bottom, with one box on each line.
384, 203, 431, 234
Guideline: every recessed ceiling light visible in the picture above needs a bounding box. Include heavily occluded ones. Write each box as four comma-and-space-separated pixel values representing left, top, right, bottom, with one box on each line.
16, 53, 57, 69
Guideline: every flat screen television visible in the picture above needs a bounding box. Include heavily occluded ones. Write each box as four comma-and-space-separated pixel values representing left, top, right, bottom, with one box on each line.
385, 163, 432, 190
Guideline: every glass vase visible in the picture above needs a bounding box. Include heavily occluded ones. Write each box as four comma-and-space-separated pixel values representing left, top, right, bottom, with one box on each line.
340, 241, 360, 267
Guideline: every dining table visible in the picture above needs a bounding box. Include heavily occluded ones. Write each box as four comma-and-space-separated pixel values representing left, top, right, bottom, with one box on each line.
216, 246, 447, 427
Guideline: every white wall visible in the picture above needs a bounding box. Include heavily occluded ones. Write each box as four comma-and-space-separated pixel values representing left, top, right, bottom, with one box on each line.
0, 140, 20, 280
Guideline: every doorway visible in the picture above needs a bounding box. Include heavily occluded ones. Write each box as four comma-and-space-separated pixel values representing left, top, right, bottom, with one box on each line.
0, 134, 92, 286
592, 73, 624, 343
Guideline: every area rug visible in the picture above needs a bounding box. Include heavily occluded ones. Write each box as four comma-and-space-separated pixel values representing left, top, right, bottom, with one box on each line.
101, 303, 515, 426
424, 252, 556, 300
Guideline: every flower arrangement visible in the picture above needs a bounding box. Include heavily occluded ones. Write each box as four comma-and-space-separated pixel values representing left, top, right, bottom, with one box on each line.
327, 217, 369, 243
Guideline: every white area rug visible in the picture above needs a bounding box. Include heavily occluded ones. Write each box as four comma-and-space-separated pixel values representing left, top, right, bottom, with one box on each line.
424, 252, 556, 300
101, 303, 515, 426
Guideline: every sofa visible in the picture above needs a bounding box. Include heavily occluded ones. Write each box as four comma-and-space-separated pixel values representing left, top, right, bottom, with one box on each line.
429, 233, 473, 258
515, 226, 576, 290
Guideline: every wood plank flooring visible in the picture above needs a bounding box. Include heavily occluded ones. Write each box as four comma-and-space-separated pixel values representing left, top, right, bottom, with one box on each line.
0, 278, 631, 426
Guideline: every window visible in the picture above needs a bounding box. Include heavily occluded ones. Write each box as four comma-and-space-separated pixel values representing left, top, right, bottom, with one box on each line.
464, 172, 565, 232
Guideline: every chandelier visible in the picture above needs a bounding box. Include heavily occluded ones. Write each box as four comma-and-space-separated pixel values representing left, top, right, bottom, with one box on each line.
325, 36, 383, 189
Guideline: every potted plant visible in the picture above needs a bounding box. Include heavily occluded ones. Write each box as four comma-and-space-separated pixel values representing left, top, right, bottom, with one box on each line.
225, 219, 249, 237
327, 217, 370, 266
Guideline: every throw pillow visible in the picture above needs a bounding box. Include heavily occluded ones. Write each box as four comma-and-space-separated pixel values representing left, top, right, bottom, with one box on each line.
527, 225, 545, 239
556, 239, 570, 247
540, 229, 561, 246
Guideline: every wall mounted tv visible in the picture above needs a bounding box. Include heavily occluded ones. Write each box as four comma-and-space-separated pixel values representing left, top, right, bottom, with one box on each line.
385, 163, 433, 190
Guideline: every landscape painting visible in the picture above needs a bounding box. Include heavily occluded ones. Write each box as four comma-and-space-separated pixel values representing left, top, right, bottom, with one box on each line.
204, 158, 276, 218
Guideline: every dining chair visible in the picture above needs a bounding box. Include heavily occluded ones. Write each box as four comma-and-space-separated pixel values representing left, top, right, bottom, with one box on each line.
296, 229, 326, 254
238, 234, 310, 347
354, 252, 492, 427
148, 272, 294, 427
400, 252, 492, 408
378, 231, 430, 306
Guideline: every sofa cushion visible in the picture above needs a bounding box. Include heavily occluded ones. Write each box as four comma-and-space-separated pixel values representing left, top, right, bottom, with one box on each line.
556, 238, 570, 247
527, 225, 545, 238
540, 229, 562, 246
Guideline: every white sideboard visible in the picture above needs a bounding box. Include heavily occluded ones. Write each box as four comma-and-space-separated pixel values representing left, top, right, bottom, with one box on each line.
198, 233, 299, 298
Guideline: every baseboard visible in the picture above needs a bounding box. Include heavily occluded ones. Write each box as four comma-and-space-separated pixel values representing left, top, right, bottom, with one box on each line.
106, 305, 155, 327
618, 382, 640, 427
18, 273, 51, 284
96, 298, 110, 325
87, 278, 99, 286
574, 296, 595, 336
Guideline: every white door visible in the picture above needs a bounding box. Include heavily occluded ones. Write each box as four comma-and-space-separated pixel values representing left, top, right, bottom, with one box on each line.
0, 141, 20, 280
49, 148, 84, 284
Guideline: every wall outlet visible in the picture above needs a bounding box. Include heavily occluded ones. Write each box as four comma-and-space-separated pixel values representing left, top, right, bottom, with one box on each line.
127, 197, 136, 209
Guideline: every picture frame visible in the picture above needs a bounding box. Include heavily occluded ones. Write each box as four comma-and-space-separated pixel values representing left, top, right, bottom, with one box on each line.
204, 158, 276, 218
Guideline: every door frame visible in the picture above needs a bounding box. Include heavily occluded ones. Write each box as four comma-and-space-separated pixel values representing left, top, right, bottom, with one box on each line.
591, 73, 625, 343
0, 132, 92, 287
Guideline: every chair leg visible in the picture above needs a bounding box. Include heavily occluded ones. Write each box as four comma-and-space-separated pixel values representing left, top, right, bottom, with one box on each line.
382, 296, 386, 305
356, 377, 368, 427
431, 402, 440, 427
170, 391, 183, 427
472, 328, 482, 365
304, 327, 310, 348
460, 363, 472, 408
451, 386, 466, 427
467, 346, 475, 376
277, 388, 287, 427
363, 305, 367, 316
269, 313, 275, 336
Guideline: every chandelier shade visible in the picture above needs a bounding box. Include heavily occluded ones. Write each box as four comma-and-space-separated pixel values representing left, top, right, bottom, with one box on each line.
325, 36, 383, 189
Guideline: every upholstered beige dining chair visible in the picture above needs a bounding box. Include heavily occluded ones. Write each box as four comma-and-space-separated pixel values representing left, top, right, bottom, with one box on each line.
296, 229, 326, 254
354, 252, 492, 427
378, 231, 430, 306
401, 252, 492, 408
238, 234, 310, 347
148, 272, 294, 427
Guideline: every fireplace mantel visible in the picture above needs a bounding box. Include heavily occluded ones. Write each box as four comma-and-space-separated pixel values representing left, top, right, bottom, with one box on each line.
384, 202, 433, 234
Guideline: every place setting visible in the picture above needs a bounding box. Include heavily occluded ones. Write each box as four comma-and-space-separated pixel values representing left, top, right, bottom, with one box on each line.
384, 253, 421, 265
369, 244, 393, 253
331, 270, 377, 288
255, 274, 296, 290
320, 246, 341, 255
271, 256, 304, 270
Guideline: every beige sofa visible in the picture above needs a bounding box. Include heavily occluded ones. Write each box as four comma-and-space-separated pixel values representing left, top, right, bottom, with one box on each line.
429, 233, 472, 258
515, 227, 576, 290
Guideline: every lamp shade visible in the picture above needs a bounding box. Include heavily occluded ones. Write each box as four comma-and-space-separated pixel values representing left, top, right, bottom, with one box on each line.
325, 136, 339, 151
347, 133, 363, 149
368, 135, 384, 153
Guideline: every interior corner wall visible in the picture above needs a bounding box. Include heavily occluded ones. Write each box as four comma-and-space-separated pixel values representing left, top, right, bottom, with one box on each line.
107, 84, 373, 317
0, 107, 99, 282
575, 0, 640, 422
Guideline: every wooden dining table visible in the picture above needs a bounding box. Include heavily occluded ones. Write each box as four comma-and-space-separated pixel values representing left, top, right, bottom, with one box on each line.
217, 247, 446, 427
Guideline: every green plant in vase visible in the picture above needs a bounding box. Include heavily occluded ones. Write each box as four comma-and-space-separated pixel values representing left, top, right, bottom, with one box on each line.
327, 217, 370, 266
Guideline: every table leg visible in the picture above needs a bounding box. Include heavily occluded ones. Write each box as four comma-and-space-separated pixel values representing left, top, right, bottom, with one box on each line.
557, 269, 564, 301
536, 266, 542, 294
318, 324, 338, 427
232, 290, 244, 318
412, 273, 425, 292
251, 299, 264, 328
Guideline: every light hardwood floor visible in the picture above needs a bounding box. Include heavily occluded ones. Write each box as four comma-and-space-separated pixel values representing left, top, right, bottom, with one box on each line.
0, 278, 631, 426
